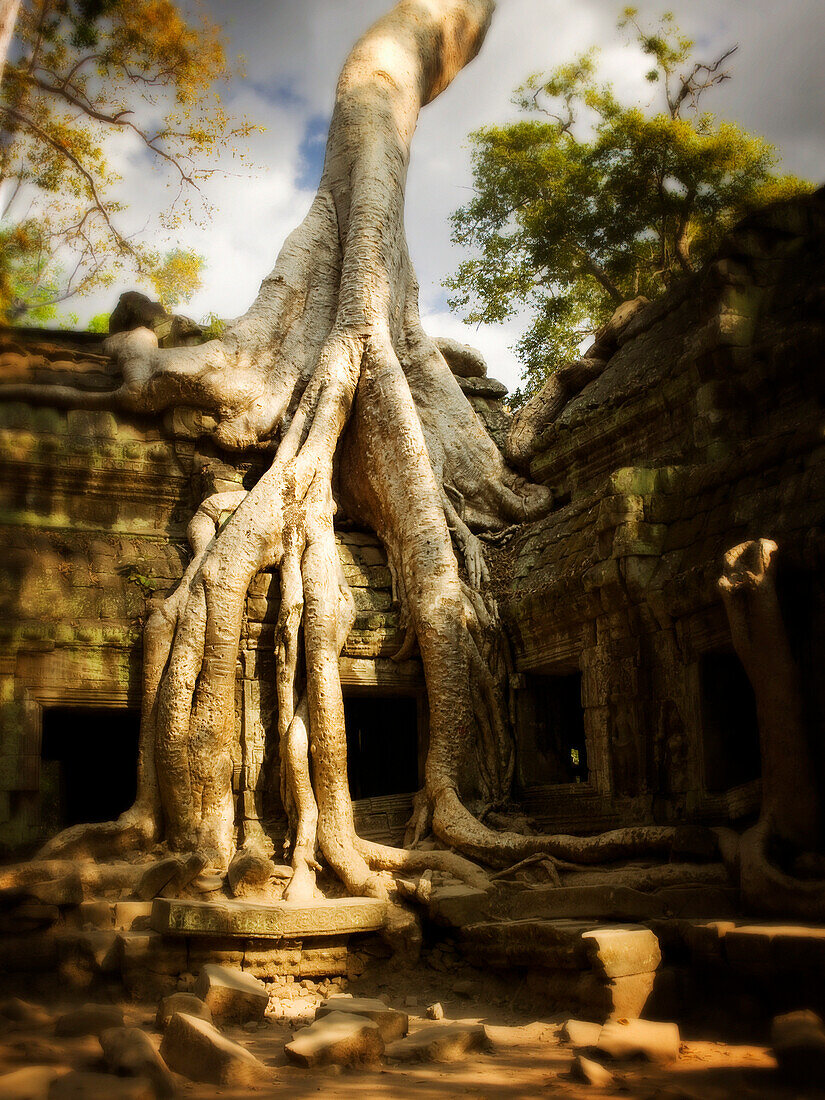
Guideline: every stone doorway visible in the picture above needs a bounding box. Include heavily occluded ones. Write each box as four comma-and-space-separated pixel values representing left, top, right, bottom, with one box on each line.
699, 652, 760, 793
516, 673, 589, 788
343, 694, 419, 800
40, 707, 141, 831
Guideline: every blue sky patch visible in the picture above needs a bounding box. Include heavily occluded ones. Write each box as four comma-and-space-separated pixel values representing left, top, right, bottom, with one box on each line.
296, 115, 330, 190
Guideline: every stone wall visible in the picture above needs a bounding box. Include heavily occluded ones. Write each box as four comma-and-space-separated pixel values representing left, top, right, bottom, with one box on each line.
498, 191, 825, 835
0, 330, 424, 852
1, 192, 823, 855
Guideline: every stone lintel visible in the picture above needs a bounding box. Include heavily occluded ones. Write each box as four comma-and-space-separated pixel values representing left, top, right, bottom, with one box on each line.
151, 897, 388, 939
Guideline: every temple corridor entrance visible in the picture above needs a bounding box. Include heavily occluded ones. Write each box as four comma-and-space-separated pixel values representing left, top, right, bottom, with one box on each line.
344, 695, 419, 801
40, 707, 140, 831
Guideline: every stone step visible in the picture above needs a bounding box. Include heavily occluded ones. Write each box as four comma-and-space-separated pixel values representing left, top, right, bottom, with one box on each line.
501, 884, 738, 923
460, 919, 661, 977
426, 880, 738, 932
681, 919, 825, 979
151, 896, 388, 939
655, 919, 825, 1019
459, 918, 662, 1023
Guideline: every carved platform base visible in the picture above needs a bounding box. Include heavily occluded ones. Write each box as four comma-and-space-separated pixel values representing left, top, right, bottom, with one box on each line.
151, 896, 389, 939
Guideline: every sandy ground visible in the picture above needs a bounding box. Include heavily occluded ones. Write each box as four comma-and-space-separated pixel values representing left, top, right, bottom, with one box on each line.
0, 953, 818, 1099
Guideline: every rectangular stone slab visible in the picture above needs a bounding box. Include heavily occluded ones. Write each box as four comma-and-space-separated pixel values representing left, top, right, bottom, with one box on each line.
151, 897, 388, 939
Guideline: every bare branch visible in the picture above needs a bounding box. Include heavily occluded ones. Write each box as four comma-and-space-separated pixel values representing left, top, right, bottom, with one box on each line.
12, 70, 200, 186
2, 104, 134, 254
670, 45, 738, 118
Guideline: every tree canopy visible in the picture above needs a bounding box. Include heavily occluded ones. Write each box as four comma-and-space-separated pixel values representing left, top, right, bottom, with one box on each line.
0, 0, 254, 323
446, 6, 812, 404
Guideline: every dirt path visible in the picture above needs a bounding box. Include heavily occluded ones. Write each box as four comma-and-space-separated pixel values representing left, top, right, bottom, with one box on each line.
0, 965, 807, 1100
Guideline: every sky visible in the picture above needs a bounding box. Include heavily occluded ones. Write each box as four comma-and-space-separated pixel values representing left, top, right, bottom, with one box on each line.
76, 0, 825, 394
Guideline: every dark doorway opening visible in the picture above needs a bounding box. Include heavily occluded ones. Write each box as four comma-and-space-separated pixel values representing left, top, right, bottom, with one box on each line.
41, 707, 140, 829
344, 695, 419, 800
700, 652, 760, 792
516, 673, 588, 786
775, 562, 825, 805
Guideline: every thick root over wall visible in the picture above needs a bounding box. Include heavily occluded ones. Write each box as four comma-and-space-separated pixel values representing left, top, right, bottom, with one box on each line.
31, 0, 682, 902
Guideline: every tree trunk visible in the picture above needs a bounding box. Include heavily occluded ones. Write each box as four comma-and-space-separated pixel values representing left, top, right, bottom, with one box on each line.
29, 0, 682, 899
718, 539, 824, 916
0, 0, 20, 84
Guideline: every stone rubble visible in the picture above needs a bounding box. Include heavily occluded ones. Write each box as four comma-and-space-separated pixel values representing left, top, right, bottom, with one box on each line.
385, 1021, 492, 1063
193, 963, 269, 1024
285, 1010, 384, 1067
315, 994, 408, 1042
0, 1066, 67, 1100
571, 1053, 615, 1087
0, 997, 55, 1030
159, 1011, 268, 1087
595, 1018, 681, 1063
98, 1026, 177, 1099
771, 1009, 825, 1086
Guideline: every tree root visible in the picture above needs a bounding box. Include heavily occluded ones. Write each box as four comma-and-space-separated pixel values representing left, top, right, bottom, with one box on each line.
17, 0, 708, 911
732, 820, 825, 920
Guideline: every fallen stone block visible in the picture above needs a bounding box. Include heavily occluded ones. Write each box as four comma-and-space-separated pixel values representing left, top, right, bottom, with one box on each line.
48, 1072, 156, 1099
316, 995, 408, 1042
99, 1027, 176, 1098
571, 1054, 614, 1087
159, 854, 207, 899
160, 1012, 268, 1087
582, 926, 661, 978
527, 966, 656, 1022
427, 1003, 444, 1020
771, 1009, 825, 1086
0, 997, 54, 1029
560, 1019, 602, 1048
285, 1010, 384, 1067
0, 1066, 66, 1099
6, 1037, 66, 1065
227, 849, 274, 898
155, 992, 212, 1030
385, 1022, 491, 1063
194, 963, 269, 1024
54, 1004, 125, 1038
596, 1019, 681, 1064
136, 858, 183, 902
428, 885, 491, 927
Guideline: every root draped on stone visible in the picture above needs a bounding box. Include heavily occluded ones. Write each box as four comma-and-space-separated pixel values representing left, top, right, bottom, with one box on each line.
25, 0, 687, 900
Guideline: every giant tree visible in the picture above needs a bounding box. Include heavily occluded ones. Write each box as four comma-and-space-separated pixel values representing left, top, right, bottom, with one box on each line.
4, 0, 682, 909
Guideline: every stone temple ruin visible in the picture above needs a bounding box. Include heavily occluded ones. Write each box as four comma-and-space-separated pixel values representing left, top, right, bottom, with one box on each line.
0, 187, 822, 1094
0, 1, 824, 1093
